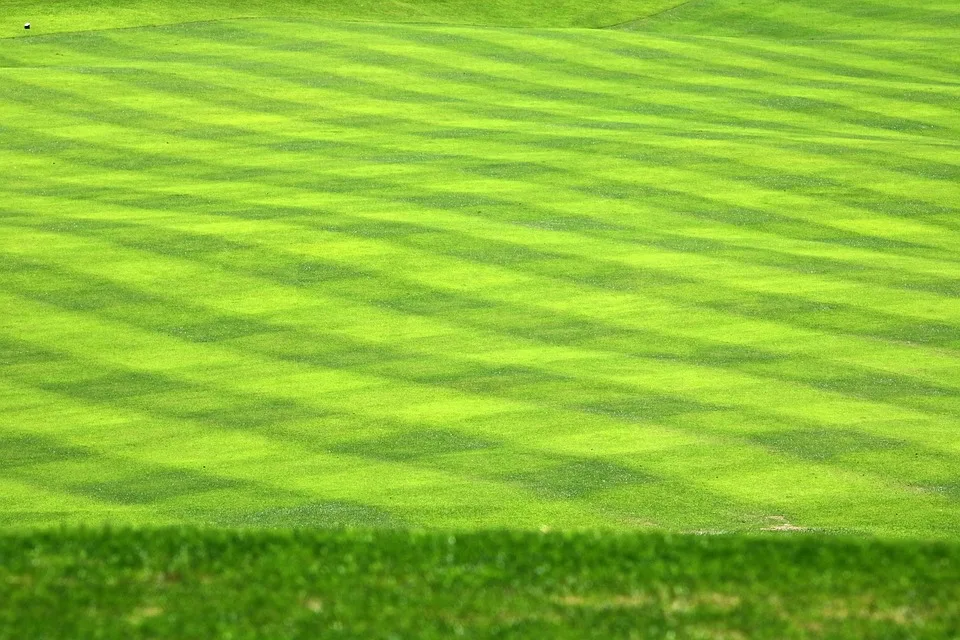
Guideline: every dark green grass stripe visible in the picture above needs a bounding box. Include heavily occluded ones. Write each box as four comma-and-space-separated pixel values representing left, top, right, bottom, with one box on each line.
744, 425, 960, 489
303, 16, 958, 94
3, 232, 956, 524
4, 94, 953, 250
586, 29, 960, 92
800, 0, 960, 32
678, 34, 960, 92
667, 41, 960, 132
0, 241, 933, 434
5, 148, 956, 284
0, 206, 935, 364
0, 254, 727, 423
765, 136, 960, 186
226, 20, 861, 110
632, 0, 960, 39
4, 157, 959, 346
1, 107, 952, 292
0, 335, 65, 366
826, 37, 960, 78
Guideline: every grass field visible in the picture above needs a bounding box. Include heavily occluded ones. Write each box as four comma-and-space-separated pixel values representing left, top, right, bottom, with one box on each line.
3, 0, 960, 636
2, 0, 960, 540
3, 528, 959, 639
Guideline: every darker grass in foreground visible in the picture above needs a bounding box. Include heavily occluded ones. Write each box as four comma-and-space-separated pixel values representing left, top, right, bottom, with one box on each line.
1, 529, 957, 639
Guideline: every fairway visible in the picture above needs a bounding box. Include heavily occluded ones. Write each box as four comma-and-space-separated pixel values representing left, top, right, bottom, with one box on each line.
1, 0, 960, 541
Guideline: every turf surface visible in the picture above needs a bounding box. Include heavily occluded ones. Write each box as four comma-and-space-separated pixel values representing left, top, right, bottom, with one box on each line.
2, 528, 958, 639
1, 0, 683, 34
1, 0, 959, 539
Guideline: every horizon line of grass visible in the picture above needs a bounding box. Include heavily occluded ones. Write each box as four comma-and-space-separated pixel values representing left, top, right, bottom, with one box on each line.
0, 0, 685, 38
4, 0, 960, 38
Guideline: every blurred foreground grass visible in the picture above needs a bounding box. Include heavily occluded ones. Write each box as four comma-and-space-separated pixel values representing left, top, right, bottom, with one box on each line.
2, 528, 959, 639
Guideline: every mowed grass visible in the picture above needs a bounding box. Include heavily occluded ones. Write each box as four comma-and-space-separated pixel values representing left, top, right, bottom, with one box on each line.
2, 528, 959, 639
0, 0, 959, 539
0, 0, 684, 34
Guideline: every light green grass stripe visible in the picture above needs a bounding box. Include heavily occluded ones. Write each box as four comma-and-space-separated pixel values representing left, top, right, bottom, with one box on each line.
0, 326, 637, 529
631, 0, 960, 38
0, 0, 689, 36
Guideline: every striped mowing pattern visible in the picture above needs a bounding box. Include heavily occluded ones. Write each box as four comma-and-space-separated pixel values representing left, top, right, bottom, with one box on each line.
0, 13, 958, 536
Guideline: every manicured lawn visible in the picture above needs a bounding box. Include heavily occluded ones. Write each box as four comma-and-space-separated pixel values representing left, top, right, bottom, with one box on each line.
2, 0, 959, 637
0, 0, 958, 538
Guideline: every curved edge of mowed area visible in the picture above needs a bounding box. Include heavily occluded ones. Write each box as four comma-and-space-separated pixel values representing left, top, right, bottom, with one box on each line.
2, 528, 958, 639
0, 0, 684, 36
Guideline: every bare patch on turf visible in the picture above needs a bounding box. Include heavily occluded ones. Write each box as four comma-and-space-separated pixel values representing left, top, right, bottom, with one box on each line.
820, 597, 924, 626
761, 515, 807, 532
127, 605, 163, 625
556, 591, 741, 612
303, 598, 324, 613
555, 593, 652, 608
